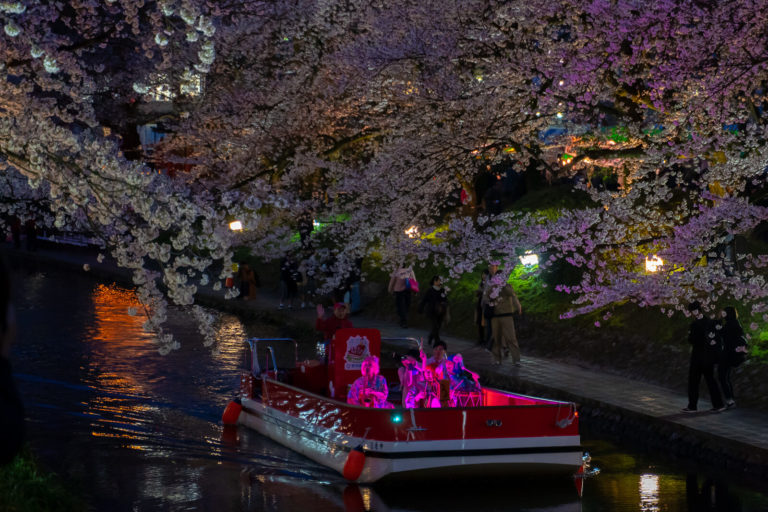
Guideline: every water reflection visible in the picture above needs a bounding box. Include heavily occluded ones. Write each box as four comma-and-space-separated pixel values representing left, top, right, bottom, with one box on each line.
90, 283, 152, 344
87, 284, 159, 446
240, 477, 584, 512
638, 474, 660, 511
211, 313, 249, 369
685, 475, 743, 512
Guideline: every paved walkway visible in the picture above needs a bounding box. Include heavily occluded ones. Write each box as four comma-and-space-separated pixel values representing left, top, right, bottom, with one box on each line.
5, 243, 768, 482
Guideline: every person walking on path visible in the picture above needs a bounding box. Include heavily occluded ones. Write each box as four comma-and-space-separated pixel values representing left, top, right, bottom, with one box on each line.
682, 301, 725, 412
484, 267, 522, 366
418, 275, 449, 347
718, 306, 747, 409
388, 264, 416, 328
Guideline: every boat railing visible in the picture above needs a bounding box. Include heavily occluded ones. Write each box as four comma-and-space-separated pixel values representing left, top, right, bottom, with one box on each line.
245, 337, 298, 377
381, 336, 422, 347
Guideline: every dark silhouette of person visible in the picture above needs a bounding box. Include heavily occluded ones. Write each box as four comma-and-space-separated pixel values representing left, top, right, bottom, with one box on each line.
0, 257, 24, 465
682, 302, 725, 412
237, 262, 259, 300
718, 306, 745, 408
418, 275, 449, 347
297, 210, 314, 248
24, 218, 37, 251
9, 216, 21, 249
483, 179, 504, 215
686, 474, 741, 512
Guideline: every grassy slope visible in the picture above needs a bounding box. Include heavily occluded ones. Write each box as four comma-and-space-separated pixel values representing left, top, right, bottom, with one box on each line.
0, 448, 85, 512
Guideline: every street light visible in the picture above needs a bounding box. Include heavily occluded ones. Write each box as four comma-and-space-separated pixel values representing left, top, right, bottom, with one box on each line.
405, 225, 419, 238
519, 251, 539, 266
645, 255, 663, 272
229, 220, 243, 231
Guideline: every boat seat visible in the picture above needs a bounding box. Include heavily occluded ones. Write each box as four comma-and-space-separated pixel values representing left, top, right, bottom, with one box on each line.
451, 390, 482, 408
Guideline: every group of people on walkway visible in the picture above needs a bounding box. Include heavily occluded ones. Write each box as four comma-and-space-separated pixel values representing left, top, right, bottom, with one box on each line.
387, 264, 451, 345
235, 251, 353, 310
5, 216, 37, 252
683, 302, 748, 413
347, 341, 481, 409
388, 260, 523, 367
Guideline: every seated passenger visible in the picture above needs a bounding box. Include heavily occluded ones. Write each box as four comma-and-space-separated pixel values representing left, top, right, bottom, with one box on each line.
448, 354, 481, 393
426, 341, 449, 378
427, 342, 452, 406
399, 349, 426, 408
347, 355, 394, 408
420, 366, 442, 408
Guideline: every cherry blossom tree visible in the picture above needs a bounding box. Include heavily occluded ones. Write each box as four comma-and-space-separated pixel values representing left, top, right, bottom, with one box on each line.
176, 0, 768, 322
0, 0, 230, 352
5, 0, 768, 351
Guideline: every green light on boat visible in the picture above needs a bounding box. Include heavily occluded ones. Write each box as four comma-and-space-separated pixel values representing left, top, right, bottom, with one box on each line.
391, 411, 403, 424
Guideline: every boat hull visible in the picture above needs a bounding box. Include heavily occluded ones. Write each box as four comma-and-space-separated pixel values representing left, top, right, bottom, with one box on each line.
235, 379, 582, 483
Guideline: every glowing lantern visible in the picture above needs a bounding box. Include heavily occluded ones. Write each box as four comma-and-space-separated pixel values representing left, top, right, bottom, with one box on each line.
519, 251, 539, 266
645, 255, 663, 272
405, 225, 419, 238
229, 220, 243, 231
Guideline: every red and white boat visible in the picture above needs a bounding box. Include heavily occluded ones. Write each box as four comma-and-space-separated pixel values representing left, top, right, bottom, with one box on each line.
223, 328, 583, 483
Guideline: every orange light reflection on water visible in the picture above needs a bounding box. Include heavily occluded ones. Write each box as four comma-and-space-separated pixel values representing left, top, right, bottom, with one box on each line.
88, 284, 157, 443
90, 284, 153, 344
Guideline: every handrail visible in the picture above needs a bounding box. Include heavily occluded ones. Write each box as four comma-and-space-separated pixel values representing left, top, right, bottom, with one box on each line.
381, 337, 422, 346
245, 337, 298, 376
266, 346, 281, 376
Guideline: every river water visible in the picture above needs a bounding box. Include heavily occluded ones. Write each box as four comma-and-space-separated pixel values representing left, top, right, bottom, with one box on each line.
6, 264, 768, 511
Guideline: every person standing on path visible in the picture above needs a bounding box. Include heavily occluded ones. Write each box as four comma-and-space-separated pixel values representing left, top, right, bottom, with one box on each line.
474, 270, 490, 346
418, 275, 449, 347
482, 264, 502, 347
24, 218, 37, 252
682, 301, 725, 412
717, 306, 746, 408
388, 264, 416, 328
484, 267, 522, 366
279, 255, 299, 309
237, 262, 259, 301
9, 216, 21, 250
